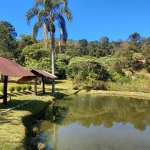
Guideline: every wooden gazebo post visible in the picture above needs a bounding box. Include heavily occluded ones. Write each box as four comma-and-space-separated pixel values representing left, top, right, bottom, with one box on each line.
34, 77, 37, 95
41, 76, 45, 94
3, 75, 8, 104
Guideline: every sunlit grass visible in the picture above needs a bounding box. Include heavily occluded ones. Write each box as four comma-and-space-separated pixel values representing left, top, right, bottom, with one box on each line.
0, 77, 57, 150
0, 78, 75, 150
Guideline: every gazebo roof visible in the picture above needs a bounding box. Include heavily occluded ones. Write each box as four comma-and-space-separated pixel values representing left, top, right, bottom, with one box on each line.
0, 57, 35, 77
17, 68, 57, 82
31, 69, 57, 79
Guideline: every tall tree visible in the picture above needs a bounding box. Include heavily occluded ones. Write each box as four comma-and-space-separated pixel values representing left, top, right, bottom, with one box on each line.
26, 0, 72, 93
78, 39, 88, 56
99, 36, 113, 56
0, 21, 17, 58
15, 34, 37, 65
128, 32, 141, 43
88, 40, 99, 57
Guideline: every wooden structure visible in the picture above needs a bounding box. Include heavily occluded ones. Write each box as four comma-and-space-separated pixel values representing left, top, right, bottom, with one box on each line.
17, 69, 57, 95
0, 57, 35, 104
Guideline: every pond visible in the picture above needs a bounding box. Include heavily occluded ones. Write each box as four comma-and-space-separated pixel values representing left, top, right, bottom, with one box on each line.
35, 94, 150, 150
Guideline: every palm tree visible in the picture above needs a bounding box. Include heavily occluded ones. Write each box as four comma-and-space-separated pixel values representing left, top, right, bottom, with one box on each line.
26, 0, 72, 93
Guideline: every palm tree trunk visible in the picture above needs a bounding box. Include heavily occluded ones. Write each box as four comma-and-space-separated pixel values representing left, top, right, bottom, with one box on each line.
59, 39, 61, 53
43, 23, 48, 48
51, 31, 55, 93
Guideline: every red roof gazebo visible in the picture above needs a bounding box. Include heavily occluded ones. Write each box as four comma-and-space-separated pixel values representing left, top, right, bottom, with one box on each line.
18, 68, 57, 95
0, 57, 35, 104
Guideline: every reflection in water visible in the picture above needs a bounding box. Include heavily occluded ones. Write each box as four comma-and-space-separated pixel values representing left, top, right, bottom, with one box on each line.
35, 95, 150, 150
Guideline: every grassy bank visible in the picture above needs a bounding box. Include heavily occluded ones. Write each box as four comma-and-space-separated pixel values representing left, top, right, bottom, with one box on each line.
0, 79, 73, 150
1, 79, 150, 150
0, 93, 54, 150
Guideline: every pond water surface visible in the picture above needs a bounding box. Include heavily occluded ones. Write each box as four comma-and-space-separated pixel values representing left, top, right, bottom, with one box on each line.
35, 94, 150, 150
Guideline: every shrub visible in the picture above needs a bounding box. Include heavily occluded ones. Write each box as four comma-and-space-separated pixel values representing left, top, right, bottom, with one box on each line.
117, 76, 132, 84
9, 86, 15, 93
92, 81, 108, 90
110, 72, 122, 82
145, 58, 150, 73
15, 85, 21, 92
21, 85, 26, 91
67, 57, 110, 83
26, 85, 32, 91
0, 85, 4, 93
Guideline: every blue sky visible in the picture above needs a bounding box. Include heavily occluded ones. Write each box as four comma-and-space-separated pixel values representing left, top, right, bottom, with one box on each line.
0, 0, 150, 42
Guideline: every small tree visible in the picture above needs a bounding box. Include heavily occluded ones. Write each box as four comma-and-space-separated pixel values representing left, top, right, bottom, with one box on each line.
9, 86, 15, 93
15, 85, 21, 92
21, 85, 26, 92
26, 85, 32, 91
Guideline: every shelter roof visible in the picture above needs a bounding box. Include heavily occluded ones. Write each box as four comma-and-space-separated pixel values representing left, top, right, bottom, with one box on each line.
31, 69, 57, 79
0, 57, 35, 77
17, 68, 57, 82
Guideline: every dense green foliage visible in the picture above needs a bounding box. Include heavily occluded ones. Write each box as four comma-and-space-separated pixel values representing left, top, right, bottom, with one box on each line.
1, 20, 150, 91
0, 21, 17, 58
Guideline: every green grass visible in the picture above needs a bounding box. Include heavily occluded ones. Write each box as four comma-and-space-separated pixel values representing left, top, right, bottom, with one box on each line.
0, 93, 54, 150
0, 78, 74, 150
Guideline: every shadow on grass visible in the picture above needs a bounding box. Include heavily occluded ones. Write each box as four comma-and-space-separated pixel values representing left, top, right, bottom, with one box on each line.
73, 90, 81, 94
55, 80, 65, 84
37, 92, 69, 100
17, 99, 51, 150
0, 90, 70, 149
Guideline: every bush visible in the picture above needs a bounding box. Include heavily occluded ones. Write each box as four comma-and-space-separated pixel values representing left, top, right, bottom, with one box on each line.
117, 76, 132, 84
9, 86, 15, 93
26, 85, 32, 91
67, 57, 110, 83
110, 72, 122, 82
92, 81, 108, 90
145, 58, 150, 73
15, 85, 21, 92
0, 85, 4, 93
21, 85, 26, 91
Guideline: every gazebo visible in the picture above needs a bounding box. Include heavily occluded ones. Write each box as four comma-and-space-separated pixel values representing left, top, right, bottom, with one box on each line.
0, 57, 35, 104
18, 68, 57, 95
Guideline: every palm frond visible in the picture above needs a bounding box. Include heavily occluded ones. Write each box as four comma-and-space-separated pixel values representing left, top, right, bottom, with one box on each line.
59, 0, 68, 6
32, 21, 43, 38
57, 14, 68, 43
38, 9, 49, 22
61, 7, 72, 24
26, 8, 40, 25
53, 0, 68, 13
34, 0, 45, 7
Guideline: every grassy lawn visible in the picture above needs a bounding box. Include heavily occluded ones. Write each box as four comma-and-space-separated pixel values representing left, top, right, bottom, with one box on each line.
0, 79, 73, 150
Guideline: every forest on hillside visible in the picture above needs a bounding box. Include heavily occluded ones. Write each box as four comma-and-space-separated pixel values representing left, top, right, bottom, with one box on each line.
1, 21, 150, 92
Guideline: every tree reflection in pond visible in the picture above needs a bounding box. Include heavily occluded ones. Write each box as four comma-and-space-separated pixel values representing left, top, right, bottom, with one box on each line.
58, 95, 150, 131
35, 95, 150, 150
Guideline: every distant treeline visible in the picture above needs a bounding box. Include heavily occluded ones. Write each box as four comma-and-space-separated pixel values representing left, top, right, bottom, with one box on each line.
1, 21, 150, 91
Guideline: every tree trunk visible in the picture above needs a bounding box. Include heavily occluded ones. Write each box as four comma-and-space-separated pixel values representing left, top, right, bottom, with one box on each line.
59, 39, 61, 53
51, 31, 55, 93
